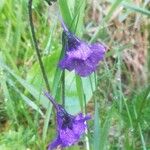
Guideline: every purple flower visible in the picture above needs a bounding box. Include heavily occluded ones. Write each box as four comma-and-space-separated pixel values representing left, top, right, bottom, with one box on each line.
44, 92, 91, 150
58, 21, 106, 77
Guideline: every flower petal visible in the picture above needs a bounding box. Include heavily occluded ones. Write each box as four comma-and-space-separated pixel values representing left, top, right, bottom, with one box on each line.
73, 122, 86, 137
75, 113, 91, 121
48, 136, 61, 150
74, 59, 96, 77
89, 43, 106, 64
73, 113, 90, 136
67, 43, 92, 60
59, 56, 75, 71
60, 128, 79, 147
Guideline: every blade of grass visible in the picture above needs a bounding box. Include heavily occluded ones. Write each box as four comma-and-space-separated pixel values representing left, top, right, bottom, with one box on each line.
90, 0, 123, 42
0, 60, 49, 108
42, 102, 52, 141
58, 0, 73, 28
100, 106, 114, 150
1, 21, 19, 74
0, 69, 18, 125
0, 60, 52, 141
8, 79, 44, 117
104, 0, 123, 22
122, 2, 150, 16
133, 105, 147, 150
93, 100, 101, 150
44, 17, 58, 54
72, 0, 86, 35
14, 0, 23, 58
59, 0, 86, 36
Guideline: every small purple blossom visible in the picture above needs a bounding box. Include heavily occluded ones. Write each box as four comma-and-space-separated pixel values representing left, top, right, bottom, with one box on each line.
58, 20, 106, 77
44, 92, 91, 150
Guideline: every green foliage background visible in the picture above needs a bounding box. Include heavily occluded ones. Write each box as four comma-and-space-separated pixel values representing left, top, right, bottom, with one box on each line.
0, 0, 150, 150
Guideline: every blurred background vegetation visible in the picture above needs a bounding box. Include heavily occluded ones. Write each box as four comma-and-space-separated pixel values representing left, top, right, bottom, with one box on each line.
0, 0, 150, 150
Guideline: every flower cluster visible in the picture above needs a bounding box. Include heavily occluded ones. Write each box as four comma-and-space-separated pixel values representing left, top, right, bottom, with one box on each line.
44, 92, 90, 150
45, 17, 107, 150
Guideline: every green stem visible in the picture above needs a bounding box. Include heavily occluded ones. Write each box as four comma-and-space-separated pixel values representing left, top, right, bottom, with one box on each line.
28, 0, 50, 92
62, 71, 65, 107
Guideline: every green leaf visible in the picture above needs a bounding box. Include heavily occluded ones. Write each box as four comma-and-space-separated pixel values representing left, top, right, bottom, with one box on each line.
58, 0, 73, 28
75, 75, 84, 111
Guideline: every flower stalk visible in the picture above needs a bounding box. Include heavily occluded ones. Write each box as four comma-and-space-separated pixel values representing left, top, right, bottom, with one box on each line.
28, 0, 50, 92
